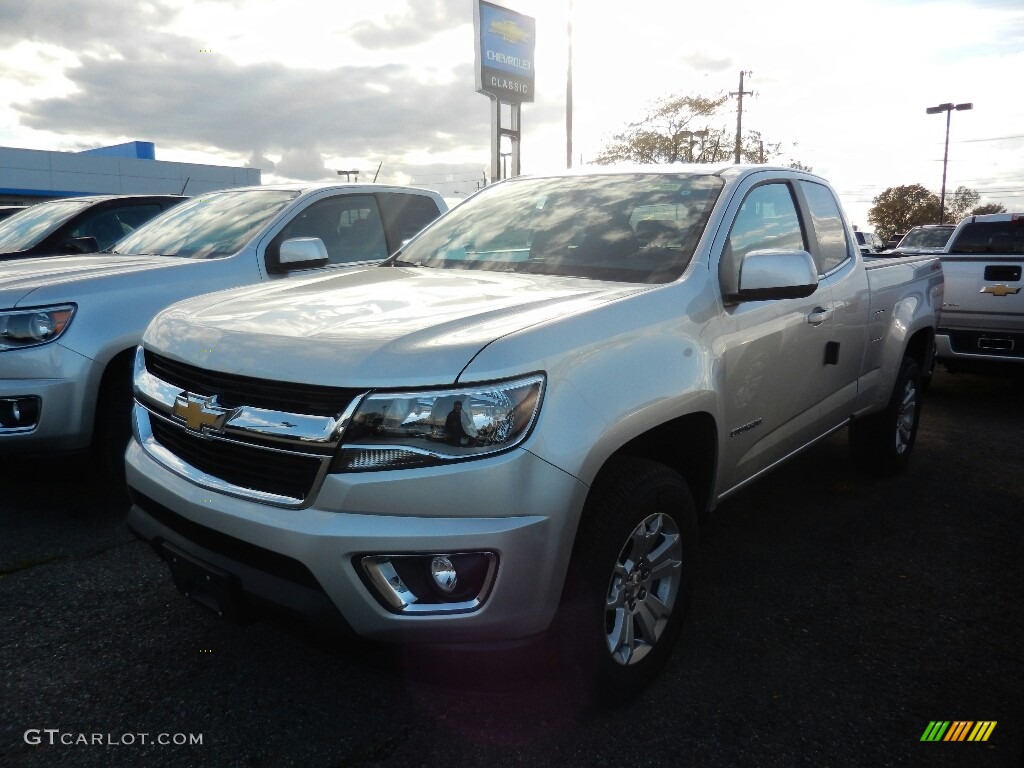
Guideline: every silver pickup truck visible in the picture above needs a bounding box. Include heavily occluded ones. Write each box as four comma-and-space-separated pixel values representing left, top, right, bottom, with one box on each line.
934, 213, 1024, 376
0, 183, 446, 474
125, 165, 943, 706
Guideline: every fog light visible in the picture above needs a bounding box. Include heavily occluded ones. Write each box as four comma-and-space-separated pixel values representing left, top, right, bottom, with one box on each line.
359, 552, 498, 614
430, 556, 458, 594
0, 396, 40, 431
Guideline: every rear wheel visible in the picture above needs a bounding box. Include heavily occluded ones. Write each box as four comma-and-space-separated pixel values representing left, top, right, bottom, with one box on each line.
849, 355, 922, 475
553, 457, 698, 709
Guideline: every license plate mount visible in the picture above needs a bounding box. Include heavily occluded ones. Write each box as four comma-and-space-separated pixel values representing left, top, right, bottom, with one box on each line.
160, 542, 252, 623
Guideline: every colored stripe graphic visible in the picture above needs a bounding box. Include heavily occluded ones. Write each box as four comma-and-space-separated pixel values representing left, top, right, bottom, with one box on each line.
945, 722, 973, 741
920, 721, 996, 742
968, 722, 997, 742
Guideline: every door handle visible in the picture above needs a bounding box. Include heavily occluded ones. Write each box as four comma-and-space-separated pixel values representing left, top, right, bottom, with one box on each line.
807, 307, 832, 325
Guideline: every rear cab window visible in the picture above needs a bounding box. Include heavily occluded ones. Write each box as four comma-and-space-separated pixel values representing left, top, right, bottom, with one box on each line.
799, 181, 852, 274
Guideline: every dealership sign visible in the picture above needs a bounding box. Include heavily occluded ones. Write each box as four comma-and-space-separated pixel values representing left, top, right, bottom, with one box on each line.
474, 1, 535, 103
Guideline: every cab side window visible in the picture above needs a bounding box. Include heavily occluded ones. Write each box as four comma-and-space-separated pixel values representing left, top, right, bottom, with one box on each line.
378, 194, 443, 253
720, 183, 805, 297
800, 181, 851, 274
272, 195, 388, 267
70, 204, 162, 250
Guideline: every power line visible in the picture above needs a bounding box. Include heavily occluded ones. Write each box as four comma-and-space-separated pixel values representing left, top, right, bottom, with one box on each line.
957, 133, 1024, 143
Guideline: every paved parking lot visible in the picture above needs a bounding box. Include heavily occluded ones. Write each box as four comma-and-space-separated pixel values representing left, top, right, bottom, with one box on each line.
1, 368, 1021, 768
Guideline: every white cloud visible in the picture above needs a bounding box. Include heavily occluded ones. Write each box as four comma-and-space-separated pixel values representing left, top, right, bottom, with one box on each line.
0, 0, 1020, 212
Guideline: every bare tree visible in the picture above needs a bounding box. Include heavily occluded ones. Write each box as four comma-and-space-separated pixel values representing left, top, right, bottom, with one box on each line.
593, 93, 789, 166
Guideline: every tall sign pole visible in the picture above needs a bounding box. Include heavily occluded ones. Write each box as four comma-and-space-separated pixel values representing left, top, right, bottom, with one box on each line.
474, 1, 536, 182
566, 0, 573, 168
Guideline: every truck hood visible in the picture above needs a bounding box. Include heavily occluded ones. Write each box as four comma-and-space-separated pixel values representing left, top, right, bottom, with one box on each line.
146, 266, 648, 387
0, 254, 185, 307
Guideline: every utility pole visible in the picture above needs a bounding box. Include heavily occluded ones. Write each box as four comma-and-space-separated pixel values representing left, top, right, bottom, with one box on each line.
730, 70, 752, 164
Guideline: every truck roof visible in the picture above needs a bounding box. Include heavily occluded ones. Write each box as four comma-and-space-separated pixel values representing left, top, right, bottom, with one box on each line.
521, 163, 807, 177
218, 182, 446, 197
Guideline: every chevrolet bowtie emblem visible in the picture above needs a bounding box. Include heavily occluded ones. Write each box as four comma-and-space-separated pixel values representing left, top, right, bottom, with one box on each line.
980, 284, 1021, 297
172, 392, 230, 433
489, 19, 530, 44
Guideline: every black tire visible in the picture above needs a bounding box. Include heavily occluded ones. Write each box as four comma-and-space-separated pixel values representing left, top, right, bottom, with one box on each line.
552, 457, 698, 709
849, 355, 922, 476
920, 346, 935, 393
92, 355, 135, 485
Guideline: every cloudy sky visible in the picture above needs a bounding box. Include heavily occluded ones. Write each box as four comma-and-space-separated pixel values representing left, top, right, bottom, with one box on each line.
1, 0, 1022, 226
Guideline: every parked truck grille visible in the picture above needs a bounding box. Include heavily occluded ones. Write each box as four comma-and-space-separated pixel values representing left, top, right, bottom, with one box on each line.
149, 418, 323, 502
135, 349, 367, 507
144, 350, 362, 416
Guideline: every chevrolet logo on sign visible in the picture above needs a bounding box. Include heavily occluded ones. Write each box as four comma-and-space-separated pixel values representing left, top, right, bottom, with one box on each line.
489, 19, 530, 44
172, 392, 230, 434
980, 284, 1021, 297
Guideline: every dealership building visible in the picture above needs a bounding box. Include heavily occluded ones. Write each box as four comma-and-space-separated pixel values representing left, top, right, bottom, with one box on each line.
0, 141, 260, 205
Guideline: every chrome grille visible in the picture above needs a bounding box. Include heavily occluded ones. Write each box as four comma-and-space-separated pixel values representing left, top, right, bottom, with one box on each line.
149, 417, 322, 502
134, 348, 366, 507
143, 350, 362, 416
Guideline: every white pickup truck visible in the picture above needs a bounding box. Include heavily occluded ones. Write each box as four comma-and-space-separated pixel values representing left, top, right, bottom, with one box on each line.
934, 212, 1024, 376
0, 183, 446, 474
125, 165, 943, 706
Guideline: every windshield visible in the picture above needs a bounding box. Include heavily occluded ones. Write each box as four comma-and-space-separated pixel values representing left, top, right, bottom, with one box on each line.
112, 189, 300, 258
899, 226, 954, 249
394, 173, 724, 284
0, 199, 93, 253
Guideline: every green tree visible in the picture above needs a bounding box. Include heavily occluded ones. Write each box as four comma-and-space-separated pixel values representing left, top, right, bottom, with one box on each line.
946, 185, 980, 222
867, 185, 944, 242
868, 184, 1005, 240
971, 202, 1007, 215
593, 93, 789, 166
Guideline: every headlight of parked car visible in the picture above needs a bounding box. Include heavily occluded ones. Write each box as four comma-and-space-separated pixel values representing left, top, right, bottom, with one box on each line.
332, 374, 545, 472
0, 305, 76, 351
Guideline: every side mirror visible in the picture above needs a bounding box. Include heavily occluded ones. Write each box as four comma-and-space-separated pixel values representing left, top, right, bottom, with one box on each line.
269, 237, 329, 272
62, 236, 99, 254
731, 249, 818, 302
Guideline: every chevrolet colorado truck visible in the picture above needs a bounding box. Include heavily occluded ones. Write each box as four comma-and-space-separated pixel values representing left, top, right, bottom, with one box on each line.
0, 183, 446, 474
125, 165, 943, 706
933, 212, 1023, 376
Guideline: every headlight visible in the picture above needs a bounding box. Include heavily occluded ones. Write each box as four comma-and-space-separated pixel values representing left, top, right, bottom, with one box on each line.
332, 374, 545, 472
0, 305, 76, 351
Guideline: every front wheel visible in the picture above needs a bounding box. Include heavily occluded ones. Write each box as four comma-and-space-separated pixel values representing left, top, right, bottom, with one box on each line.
849, 355, 922, 476
91, 355, 134, 486
552, 457, 698, 709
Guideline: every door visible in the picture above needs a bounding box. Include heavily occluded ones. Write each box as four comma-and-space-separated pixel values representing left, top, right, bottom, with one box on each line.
796, 180, 869, 426
714, 180, 839, 493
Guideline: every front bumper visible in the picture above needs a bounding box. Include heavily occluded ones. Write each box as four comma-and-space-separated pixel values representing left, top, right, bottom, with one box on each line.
125, 435, 587, 644
0, 342, 97, 454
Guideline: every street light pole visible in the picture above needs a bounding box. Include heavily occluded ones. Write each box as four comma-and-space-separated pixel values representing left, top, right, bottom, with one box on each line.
925, 101, 972, 224
675, 129, 708, 163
